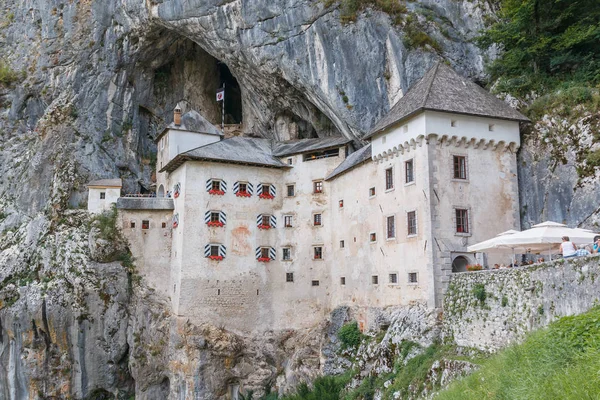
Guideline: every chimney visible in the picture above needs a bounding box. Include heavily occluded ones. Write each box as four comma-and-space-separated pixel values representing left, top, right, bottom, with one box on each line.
174, 103, 182, 126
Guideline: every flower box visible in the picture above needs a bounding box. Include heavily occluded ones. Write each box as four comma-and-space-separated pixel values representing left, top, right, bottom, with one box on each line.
208, 255, 223, 261
208, 189, 225, 196
257, 224, 272, 230
174, 191, 180, 198
236, 191, 251, 198
466, 264, 483, 272
207, 221, 224, 227
172, 221, 178, 229
258, 257, 271, 263
258, 193, 274, 200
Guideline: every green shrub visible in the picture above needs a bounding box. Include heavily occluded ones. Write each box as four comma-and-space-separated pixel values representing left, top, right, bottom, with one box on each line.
501, 296, 508, 307
338, 321, 364, 349
93, 205, 119, 240
472, 284, 486, 305
0, 60, 19, 86
325, 0, 407, 25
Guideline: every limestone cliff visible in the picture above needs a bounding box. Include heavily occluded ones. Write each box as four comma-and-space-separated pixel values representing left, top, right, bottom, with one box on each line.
0, 0, 599, 398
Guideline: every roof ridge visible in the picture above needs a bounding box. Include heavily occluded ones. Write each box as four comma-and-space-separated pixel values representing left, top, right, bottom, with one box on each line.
421, 61, 441, 109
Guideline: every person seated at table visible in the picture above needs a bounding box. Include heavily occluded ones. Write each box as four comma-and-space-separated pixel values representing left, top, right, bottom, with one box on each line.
577, 245, 591, 257
528, 260, 534, 265
537, 257, 545, 263
493, 264, 500, 269
593, 236, 600, 254
560, 236, 578, 259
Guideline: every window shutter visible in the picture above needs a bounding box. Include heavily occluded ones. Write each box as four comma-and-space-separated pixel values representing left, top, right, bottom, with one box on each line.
233, 181, 239, 194
219, 245, 227, 258
204, 244, 211, 257
269, 185, 276, 197
204, 210, 211, 224
172, 214, 179, 228
205, 179, 213, 192
221, 180, 227, 192
257, 183, 263, 194
219, 211, 227, 225
269, 247, 276, 260
270, 215, 277, 228
247, 183, 254, 195
255, 247, 262, 260
256, 214, 263, 227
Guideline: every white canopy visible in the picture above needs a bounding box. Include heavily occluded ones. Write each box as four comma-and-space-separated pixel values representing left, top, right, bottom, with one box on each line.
468, 221, 598, 255
467, 230, 520, 253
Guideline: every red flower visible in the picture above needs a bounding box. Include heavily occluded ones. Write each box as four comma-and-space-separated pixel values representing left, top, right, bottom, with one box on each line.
207, 221, 224, 227
236, 191, 251, 198
258, 257, 271, 262
172, 222, 178, 229
259, 193, 274, 200
208, 189, 225, 195
208, 255, 223, 261
257, 224, 271, 230
174, 191, 180, 198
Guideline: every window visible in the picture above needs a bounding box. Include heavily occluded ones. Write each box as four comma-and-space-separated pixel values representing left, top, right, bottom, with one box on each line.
238, 182, 247, 193
313, 214, 322, 226
142, 220, 150, 230
162, 222, 167, 228
313, 246, 323, 260
451, 120, 457, 127
211, 180, 222, 191
130, 221, 135, 229
453, 156, 467, 180
262, 215, 270, 226
403, 125, 408, 133
100, 192, 106, 199
261, 184, 270, 195
261, 248, 270, 259
408, 272, 418, 284
211, 212, 220, 223
340, 277, 346, 285
286, 272, 294, 282
287, 184, 295, 197
210, 245, 219, 257
284, 215, 293, 228
385, 168, 394, 190
405, 159, 414, 183
287, 158, 293, 165
489, 124, 495, 132
312, 280, 320, 286
389, 273, 398, 284
387, 216, 396, 239
382, 136, 386, 144
407, 211, 417, 236
339, 200, 344, 208
282, 248, 291, 261
456, 209, 469, 233
372, 275, 379, 285
370, 232, 377, 243
340, 240, 345, 248
369, 187, 376, 197
313, 181, 323, 194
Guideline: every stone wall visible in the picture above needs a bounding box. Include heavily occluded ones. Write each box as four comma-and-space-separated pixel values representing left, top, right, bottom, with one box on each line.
442, 255, 600, 351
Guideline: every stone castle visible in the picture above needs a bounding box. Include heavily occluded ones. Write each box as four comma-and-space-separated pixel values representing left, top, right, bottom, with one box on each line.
87, 63, 528, 332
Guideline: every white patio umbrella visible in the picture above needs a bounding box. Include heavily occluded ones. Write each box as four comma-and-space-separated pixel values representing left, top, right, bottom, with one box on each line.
467, 229, 521, 266
491, 221, 598, 261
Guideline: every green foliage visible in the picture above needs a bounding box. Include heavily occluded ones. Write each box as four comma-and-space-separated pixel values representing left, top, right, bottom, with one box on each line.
338, 321, 364, 349
472, 283, 487, 305
0, 59, 19, 86
478, 0, 600, 96
437, 306, 600, 400
280, 375, 351, 400
403, 15, 442, 52
324, 0, 407, 25
93, 206, 119, 240
501, 296, 508, 307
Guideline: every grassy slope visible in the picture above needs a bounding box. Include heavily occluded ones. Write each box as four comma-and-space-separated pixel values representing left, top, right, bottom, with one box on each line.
437, 306, 600, 400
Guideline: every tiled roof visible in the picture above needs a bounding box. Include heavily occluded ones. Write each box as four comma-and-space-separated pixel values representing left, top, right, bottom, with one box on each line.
365, 62, 530, 139
273, 137, 351, 156
87, 178, 122, 188
326, 144, 372, 181
160, 137, 290, 172
155, 110, 223, 143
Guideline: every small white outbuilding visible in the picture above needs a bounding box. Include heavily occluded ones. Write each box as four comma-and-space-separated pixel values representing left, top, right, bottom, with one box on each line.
87, 179, 122, 213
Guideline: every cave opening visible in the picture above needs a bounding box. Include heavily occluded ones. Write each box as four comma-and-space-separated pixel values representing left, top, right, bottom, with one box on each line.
217, 62, 243, 124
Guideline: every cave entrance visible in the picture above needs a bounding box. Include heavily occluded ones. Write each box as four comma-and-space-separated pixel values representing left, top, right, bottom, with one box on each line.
217, 62, 243, 124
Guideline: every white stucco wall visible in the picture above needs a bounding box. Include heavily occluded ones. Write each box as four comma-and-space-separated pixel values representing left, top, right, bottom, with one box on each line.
87, 187, 121, 213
